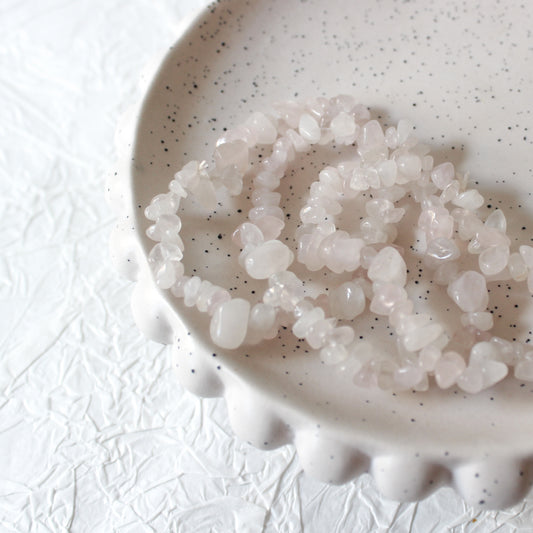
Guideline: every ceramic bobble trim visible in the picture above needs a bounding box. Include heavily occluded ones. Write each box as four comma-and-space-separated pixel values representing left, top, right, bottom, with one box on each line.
144, 95, 533, 394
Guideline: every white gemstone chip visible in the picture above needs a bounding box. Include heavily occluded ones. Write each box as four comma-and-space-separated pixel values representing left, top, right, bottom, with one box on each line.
367, 246, 407, 286
245, 112, 278, 145
298, 113, 321, 144
329, 282, 366, 320
430, 162, 455, 190
214, 140, 249, 172
209, 298, 250, 350
244, 240, 294, 279
447, 270, 489, 312
434, 351, 466, 389
478, 244, 510, 276
402, 323, 443, 352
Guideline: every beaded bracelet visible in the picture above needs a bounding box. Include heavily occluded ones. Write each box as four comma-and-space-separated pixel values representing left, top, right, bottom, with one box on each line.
144, 95, 533, 394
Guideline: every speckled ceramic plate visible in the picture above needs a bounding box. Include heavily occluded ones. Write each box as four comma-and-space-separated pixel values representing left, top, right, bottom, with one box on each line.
108, 0, 533, 508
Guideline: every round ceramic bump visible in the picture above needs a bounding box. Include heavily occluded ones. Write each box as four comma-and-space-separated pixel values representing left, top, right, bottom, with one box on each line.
370, 455, 450, 501
452, 458, 531, 509
225, 386, 291, 450
294, 431, 369, 484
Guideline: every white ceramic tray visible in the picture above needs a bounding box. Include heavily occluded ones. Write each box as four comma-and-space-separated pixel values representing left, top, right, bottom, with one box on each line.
108, 0, 533, 508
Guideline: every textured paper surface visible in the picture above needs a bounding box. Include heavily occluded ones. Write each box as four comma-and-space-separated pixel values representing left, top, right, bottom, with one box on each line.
2, 0, 533, 531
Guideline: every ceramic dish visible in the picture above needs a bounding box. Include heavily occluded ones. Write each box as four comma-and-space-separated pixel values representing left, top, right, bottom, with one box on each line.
108, 0, 533, 508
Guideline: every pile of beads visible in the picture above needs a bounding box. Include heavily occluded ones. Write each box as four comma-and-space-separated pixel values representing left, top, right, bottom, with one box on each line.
145, 95, 533, 394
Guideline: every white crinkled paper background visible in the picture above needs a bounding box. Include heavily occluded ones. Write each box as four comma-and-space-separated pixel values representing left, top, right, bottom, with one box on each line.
2, 0, 533, 531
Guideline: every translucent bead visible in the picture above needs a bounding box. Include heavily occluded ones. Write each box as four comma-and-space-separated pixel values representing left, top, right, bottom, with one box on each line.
519, 245, 533, 268
478, 245, 509, 276
396, 153, 422, 181
376, 360, 399, 390
403, 324, 443, 352
365, 198, 393, 218
329, 281, 366, 320
320, 233, 364, 273
360, 245, 378, 269
430, 162, 455, 190
447, 271, 489, 312
396, 119, 414, 145
298, 113, 321, 144
452, 189, 484, 210
300, 205, 327, 224
514, 352, 533, 381
220, 124, 259, 147
214, 140, 249, 172
457, 360, 507, 393
395, 313, 431, 336
418, 207, 454, 240
285, 128, 310, 152
249, 205, 285, 222
440, 180, 461, 204
174, 160, 202, 189
244, 240, 294, 279
419, 155, 433, 173
251, 189, 281, 207
425, 238, 460, 264
320, 344, 349, 365
206, 287, 231, 316
328, 326, 355, 346
330, 111, 358, 144
475, 227, 511, 250
297, 231, 325, 271
253, 215, 285, 241
318, 166, 344, 193
508, 252, 528, 282
306, 318, 337, 349
419, 345, 441, 372
191, 177, 217, 210
246, 303, 277, 344
293, 307, 325, 339
434, 351, 466, 389
360, 217, 390, 244
489, 336, 517, 365
146, 214, 183, 244
352, 104, 372, 123
209, 298, 250, 350
194, 280, 215, 312
367, 246, 407, 286
394, 365, 425, 390
217, 165, 243, 195
144, 192, 181, 220
232, 222, 264, 248
170, 275, 190, 298
370, 283, 408, 316
460, 312, 494, 331
148, 242, 184, 289
358, 119, 385, 150
244, 111, 278, 144
253, 171, 281, 190
272, 136, 295, 165
388, 300, 414, 330
183, 276, 202, 307
168, 179, 188, 198
484, 209, 507, 233
454, 209, 483, 240
308, 195, 342, 216
384, 126, 399, 149
528, 270, 533, 294
376, 159, 398, 187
